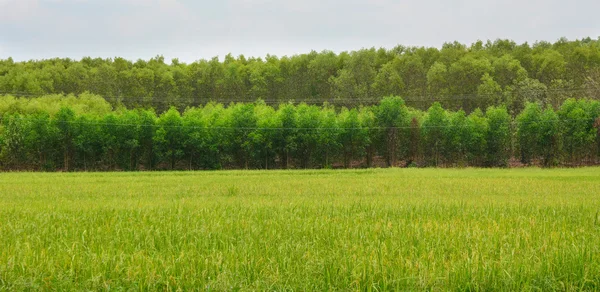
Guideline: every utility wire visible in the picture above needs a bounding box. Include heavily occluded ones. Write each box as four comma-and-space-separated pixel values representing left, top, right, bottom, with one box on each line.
0, 114, 596, 131
0, 86, 598, 105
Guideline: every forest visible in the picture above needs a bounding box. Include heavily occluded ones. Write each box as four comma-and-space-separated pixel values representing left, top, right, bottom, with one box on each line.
1, 37, 600, 170
1, 38, 600, 114
1, 94, 599, 170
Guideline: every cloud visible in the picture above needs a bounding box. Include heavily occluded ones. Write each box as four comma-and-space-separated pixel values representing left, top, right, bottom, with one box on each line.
112, 0, 192, 39
0, 0, 41, 22
1, 0, 599, 62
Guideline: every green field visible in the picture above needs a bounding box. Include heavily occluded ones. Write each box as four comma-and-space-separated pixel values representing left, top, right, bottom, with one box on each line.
1, 168, 600, 290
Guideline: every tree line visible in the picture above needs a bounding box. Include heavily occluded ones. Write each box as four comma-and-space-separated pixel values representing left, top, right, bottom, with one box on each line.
2, 38, 600, 113
1, 94, 599, 171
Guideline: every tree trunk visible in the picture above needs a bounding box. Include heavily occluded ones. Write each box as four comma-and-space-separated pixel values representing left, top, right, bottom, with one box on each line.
366, 146, 373, 168
171, 153, 175, 170
64, 148, 69, 171
285, 149, 289, 169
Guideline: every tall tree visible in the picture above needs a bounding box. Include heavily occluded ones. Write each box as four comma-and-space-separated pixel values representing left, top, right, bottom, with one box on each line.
485, 106, 511, 166
375, 96, 409, 166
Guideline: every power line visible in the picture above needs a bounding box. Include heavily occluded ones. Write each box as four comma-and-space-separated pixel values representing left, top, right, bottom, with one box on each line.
0, 86, 598, 105
0, 114, 596, 131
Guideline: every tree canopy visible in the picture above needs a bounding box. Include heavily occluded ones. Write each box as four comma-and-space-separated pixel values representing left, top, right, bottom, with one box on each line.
1, 94, 599, 170
2, 38, 600, 113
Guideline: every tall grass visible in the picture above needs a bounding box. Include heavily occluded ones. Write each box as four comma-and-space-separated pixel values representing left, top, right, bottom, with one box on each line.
1, 168, 599, 290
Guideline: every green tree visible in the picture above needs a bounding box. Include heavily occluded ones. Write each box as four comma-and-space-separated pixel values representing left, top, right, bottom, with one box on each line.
154, 107, 185, 170
74, 114, 103, 170
485, 106, 511, 166
491, 55, 528, 89
275, 103, 297, 168
0, 114, 28, 169
227, 103, 257, 168
372, 61, 404, 98
317, 105, 340, 168
557, 99, 598, 164
516, 102, 542, 164
477, 73, 503, 108
359, 106, 377, 167
375, 96, 409, 166
338, 108, 367, 168
54, 107, 77, 171
533, 50, 566, 85
422, 102, 448, 166
331, 49, 377, 100
538, 106, 561, 166
465, 109, 488, 166
181, 107, 218, 170
249, 102, 281, 169
427, 62, 449, 99
507, 78, 547, 115
138, 109, 157, 170
294, 104, 321, 168
447, 55, 492, 111
24, 112, 59, 170
443, 110, 468, 165
115, 110, 142, 170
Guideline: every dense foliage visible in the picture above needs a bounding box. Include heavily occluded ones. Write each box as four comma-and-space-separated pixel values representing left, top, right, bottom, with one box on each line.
1, 94, 599, 171
2, 38, 600, 113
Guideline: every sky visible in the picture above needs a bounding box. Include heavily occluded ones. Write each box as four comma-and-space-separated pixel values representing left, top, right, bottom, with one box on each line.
0, 0, 599, 63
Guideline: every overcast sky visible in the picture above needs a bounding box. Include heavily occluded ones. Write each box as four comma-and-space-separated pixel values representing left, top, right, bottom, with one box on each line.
0, 0, 599, 63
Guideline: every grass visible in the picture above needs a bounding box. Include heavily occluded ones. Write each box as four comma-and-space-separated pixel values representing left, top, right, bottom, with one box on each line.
1, 168, 600, 290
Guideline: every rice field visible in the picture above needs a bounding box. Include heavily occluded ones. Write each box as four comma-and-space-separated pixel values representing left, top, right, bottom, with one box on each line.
1, 168, 600, 290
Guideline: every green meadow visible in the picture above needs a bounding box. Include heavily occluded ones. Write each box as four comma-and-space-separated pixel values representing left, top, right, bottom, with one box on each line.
1, 168, 599, 290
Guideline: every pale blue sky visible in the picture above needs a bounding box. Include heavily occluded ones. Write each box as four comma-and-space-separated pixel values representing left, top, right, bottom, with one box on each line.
0, 0, 598, 62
